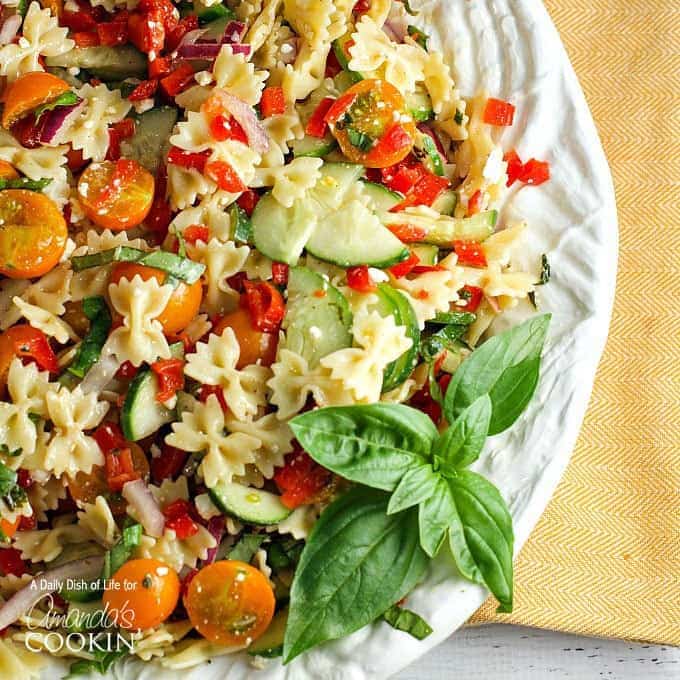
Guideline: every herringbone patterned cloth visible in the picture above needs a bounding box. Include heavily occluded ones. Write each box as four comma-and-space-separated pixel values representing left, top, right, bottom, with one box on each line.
470, 0, 680, 644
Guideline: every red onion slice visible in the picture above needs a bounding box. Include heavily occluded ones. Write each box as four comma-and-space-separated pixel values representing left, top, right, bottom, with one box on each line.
178, 27, 210, 48
179, 42, 222, 60
122, 479, 165, 538
0, 15, 21, 46
210, 89, 269, 153
203, 516, 225, 565
80, 351, 121, 395
40, 99, 84, 144
0, 556, 104, 631
228, 43, 251, 57
222, 20, 246, 44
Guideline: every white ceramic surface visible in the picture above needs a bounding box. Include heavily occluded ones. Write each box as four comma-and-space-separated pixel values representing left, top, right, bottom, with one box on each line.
46, 0, 618, 677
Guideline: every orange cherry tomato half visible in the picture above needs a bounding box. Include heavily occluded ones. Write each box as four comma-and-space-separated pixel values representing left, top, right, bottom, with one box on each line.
0, 161, 19, 180
77, 159, 154, 231
0, 517, 21, 539
109, 262, 203, 335
212, 306, 278, 368
103, 558, 180, 631
66, 442, 149, 515
0, 325, 58, 393
325, 79, 416, 168
0, 190, 67, 279
185, 560, 275, 646
1, 72, 70, 129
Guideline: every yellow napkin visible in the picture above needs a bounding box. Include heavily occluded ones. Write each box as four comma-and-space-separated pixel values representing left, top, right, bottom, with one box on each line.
471, 0, 680, 645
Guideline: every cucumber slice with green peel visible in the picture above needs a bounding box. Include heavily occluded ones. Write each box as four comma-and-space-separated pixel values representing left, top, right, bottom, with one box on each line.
284, 267, 352, 368
405, 88, 434, 122
411, 244, 439, 265
252, 193, 318, 265
248, 608, 287, 657
209, 483, 292, 525
46, 46, 147, 81
414, 132, 444, 176
431, 189, 458, 216
332, 32, 365, 82
291, 134, 337, 158
373, 284, 420, 393
360, 180, 402, 213
419, 210, 498, 246
121, 342, 183, 442
120, 107, 178, 174
310, 162, 365, 211
305, 201, 409, 268
333, 70, 356, 93
230, 203, 252, 244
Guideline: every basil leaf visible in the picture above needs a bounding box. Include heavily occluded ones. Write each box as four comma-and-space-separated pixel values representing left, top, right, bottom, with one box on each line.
407, 25, 429, 51
347, 127, 373, 152
444, 314, 550, 435
383, 604, 433, 640
434, 395, 492, 471
0, 462, 17, 496
283, 487, 429, 662
431, 311, 476, 326
421, 326, 467, 362
0, 177, 52, 192
33, 91, 79, 118
448, 470, 513, 612
230, 203, 253, 244
290, 404, 438, 492
68, 296, 111, 379
387, 464, 439, 515
418, 477, 456, 557
229, 534, 265, 563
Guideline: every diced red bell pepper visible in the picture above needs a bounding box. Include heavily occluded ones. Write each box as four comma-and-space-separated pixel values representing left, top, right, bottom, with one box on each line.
167, 146, 210, 172
242, 281, 285, 333
392, 172, 450, 211
72, 31, 99, 47
165, 14, 199, 53
8, 325, 59, 373
467, 189, 482, 216
205, 160, 246, 193
381, 161, 423, 194
226, 271, 248, 294
182, 224, 210, 244
148, 55, 171, 79
387, 223, 427, 243
366, 124, 413, 166
458, 285, 484, 313
128, 79, 158, 102
18, 514, 37, 531
105, 447, 139, 492
518, 158, 550, 186
127, 10, 165, 55
346, 265, 376, 292
138, 0, 178, 32
236, 189, 259, 216
353, 0, 371, 14
97, 20, 128, 46
504, 149, 523, 187
160, 61, 195, 97
106, 118, 136, 161
198, 384, 229, 412
388, 251, 420, 278
61, 2, 99, 32
150, 357, 185, 403
324, 48, 343, 78
209, 114, 248, 144
144, 164, 172, 240
66, 147, 87, 173
0, 548, 27, 577
453, 241, 487, 268
271, 262, 289, 286
17, 470, 32, 489
483, 98, 516, 126
162, 499, 198, 539
274, 449, 332, 509
305, 97, 335, 138
260, 86, 286, 118
151, 444, 188, 484
92, 421, 128, 454
115, 360, 138, 380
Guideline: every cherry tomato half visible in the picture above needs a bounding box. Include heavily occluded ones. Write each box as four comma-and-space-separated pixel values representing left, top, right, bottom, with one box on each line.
213, 306, 278, 368
185, 560, 275, 646
77, 159, 154, 231
109, 262, 203, 335
0, 325, 59, 392
325, 79, 416, 168
1, 72, 70, 129
0, 190, 67, 279
103, 558, 180, 630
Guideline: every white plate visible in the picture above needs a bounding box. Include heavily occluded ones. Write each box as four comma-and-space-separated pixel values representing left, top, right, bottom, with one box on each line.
47, 1, 617, 677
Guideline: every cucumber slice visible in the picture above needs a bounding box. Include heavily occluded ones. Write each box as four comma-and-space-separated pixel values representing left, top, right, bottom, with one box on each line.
405, 88, 434, 122
332, 31, 364, 82
46, 46, 147, 81
284, 267, 352, 367
248, 608, 287, 657
360, 180, 402, 213
374, 285, 420, 392
209, 483, 292, 525
291, 134, 337, 158
414, 132, 444, 176
411, 244, 438, 265
230, 203, 252, 244
305, 200, 409, 267
121, 107, 178, 174
422, 210, 497, 245
310, 162, 365, 211
333, 70, 355, 93
431, 189, 457, 216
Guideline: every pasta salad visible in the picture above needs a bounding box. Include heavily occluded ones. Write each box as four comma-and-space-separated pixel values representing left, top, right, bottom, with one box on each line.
0, 0, 553, 675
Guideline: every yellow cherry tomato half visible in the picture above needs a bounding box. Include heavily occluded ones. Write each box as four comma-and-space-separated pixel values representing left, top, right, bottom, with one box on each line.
185, 560, 275, 646
109, 262, 203, 335
78, 159, 154, 231
103, 558, 180, 631
0, 161, 19, 180
0, 190, 67, 279
212, 305, 278, 368
325, 79, 416, 168
1, 71, 71, 129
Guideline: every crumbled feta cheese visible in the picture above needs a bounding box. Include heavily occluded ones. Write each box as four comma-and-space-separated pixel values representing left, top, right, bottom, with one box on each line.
132, 97, 154, 114
368, 267, 389, 283
195, 70, 213, 87
483, 146, 506, 185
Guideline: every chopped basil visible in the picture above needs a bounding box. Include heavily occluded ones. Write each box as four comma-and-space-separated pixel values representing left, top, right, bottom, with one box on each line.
407, 25, 429, 51
421, 325, 469, 362
538, 253, 551, 285
67, 644, 129, 677
0, 461, 17, 496
0, 177, 52, 192
33, 91, 79, 119
230, 203, 253, 244
346, 127, 373, 152
0, 444, 22, 457
454, 109, 464, 125
383, 604, 433, 640
400, 0, 417, 15
197, 2, 235, 24
101, 522, 142, 580
228, 534, 266, 563
528, 291, 537, 309
431, 311, 476, 326
68, 296, 112, 379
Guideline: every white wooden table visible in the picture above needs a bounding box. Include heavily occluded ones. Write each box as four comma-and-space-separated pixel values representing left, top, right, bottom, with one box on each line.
396, 625, 679, 679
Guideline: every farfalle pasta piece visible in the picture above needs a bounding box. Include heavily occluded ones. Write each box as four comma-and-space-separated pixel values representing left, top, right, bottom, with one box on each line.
0, 2, 74, 82
25, 476, 66, 522
136, 526, 216, 572
320, 309, 413, 403
104, 275, 173, 367
245, 0, 283, 54
423, 50, 466, 132
91, 0, 139, 11
56, 84, 131, 162
159, 637, 242, 670
212, 45, 268, 105
76, 496, 119, 547
183, 328, 269, 419
170, 194, 234, 242
166, 164, 218, 210
11, 297, 77, 345
252, 156, 322, 207
125, 620, 193, 662
149, 475, 190, 507
0, 639, 46, 679
43, 386, 109, 477
166, 394, 260, 486
267, 504, 319, 540
186, 239, 249, 316
13, 524, 92, 563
